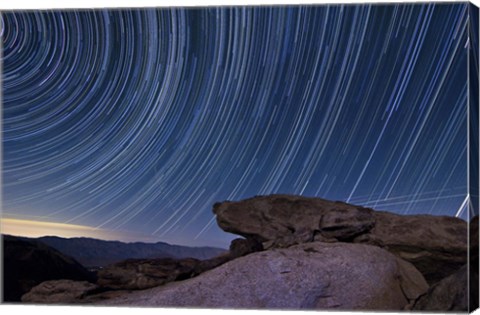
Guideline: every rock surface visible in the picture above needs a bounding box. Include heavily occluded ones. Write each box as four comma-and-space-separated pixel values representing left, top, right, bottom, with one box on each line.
96, 251, 235, 291
21, 280, 99, 304
356, 211, 468, 284
229, 238, 263, 258
213, 195, 375, 245
214, 194, 468, 284
193, 252, 233, 275
470, 216, 479, 311
2, 235, 96, 302
101, 242, 428, 310
411, 263, 474, 311
97, 257, 200, 290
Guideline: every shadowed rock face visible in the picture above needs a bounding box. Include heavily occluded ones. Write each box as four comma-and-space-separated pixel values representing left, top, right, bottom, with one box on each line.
409, 216, 478, 311
101, 242, 428, 310
356, 211, 468, 284
229, 238, 263, 258
95, 251, 236, 291
97, 257, 200, 290
213, 194, 468, 284
21, 280, 100, 304
411, 263, 474, 311
20, 253, 234, 304
2, 235, 96, 302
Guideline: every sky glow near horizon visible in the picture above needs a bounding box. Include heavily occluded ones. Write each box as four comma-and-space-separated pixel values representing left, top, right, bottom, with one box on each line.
1, 218, 106, 238
1, 3, 472, 247
0, 217, 169, 243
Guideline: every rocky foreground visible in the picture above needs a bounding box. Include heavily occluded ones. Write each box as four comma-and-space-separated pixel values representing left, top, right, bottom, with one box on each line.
18, 194, 479, 311
2, 235, 97, 302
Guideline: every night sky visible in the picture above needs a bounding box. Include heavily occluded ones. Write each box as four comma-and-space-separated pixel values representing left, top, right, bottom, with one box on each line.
1, 3, 472, 247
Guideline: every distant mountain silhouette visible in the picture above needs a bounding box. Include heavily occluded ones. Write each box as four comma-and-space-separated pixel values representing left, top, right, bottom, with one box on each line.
32, 236, 226, 267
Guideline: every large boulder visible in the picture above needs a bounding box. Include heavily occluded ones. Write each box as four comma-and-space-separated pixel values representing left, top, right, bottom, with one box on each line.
101, 242, 428, 310
411, 263, 475, 311
97, 257, 200, 290
213, 195, 468, 284
21, 280, 99, 304
2, 235, 96, 302
355, 211, 468, 284
213, 194, 375, 246
410, 216, 476, 311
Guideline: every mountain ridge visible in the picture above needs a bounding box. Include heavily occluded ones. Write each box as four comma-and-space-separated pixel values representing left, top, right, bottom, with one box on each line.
10, 234, 226, 268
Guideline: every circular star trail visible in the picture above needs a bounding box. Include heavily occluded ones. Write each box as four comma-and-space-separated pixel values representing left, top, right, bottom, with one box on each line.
2, 4, 469, 247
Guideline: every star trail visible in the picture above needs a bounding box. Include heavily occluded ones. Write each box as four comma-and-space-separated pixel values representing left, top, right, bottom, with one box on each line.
1, 4, 472, 247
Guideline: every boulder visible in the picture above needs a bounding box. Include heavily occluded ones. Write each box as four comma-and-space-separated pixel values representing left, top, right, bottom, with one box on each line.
101, 242, 428, 310
411, 262, 476, 311
355, 211, 468, 284
213, 194, 375, 246
97, 257, 200, 290
2, 235, 96, 302
21, 280, 99, 304
213, 195, 468, 284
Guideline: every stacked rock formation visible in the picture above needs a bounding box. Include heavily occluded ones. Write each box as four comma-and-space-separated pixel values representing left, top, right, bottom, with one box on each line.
99, 194, 473, 311
213, 195, 469, 285
19, 194, 476, 312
